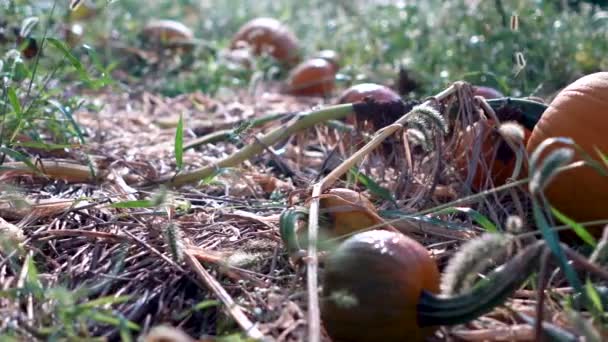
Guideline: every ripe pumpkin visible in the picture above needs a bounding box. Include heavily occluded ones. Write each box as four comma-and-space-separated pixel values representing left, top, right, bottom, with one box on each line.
285, 58, 336, 97
230, 17, 300, 65
338, 83, 401, 104
321, 229, 440, 342
141, 20, 194, 45
454, 119, 532, 191
338, 83, 401, 126
315, 49, 340, 71
526, 72, 608, 232
319, 188, 389, 237
473, 85, 504, 99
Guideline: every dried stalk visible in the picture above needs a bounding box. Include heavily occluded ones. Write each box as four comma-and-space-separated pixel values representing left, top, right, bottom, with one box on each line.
0, 160, 98, 183
183, 251, 265, 341
305, 183, 323, 342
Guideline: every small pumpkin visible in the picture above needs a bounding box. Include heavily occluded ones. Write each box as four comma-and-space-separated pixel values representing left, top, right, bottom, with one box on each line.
473, 85, 504, 99
285, 58, 336, 97
141, 19, 194, 46
315, 49, 340, 71
230, 17, 300, 65
338, 83, 401, 126
526, 72, 608, 232
338, 83, 401, 104
319, 188, 388, 237
454, 119, 532, 191
321, 229, 441, 342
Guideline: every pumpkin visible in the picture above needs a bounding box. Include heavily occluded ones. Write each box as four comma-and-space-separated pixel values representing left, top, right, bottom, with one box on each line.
319, 188, 388, 237
526, 72, 608, 232
285, 58, 336, 97
315, 49, 340, 71
321, 229, 441, 342
454, 119, 532, 191
141, 20, 194, 46
338, 83, 401, 104
338, 83, 401, 126
473, 85, 504, 99
230, 17, 300, 65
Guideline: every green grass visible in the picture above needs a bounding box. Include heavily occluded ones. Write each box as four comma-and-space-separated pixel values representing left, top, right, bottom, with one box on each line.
66, 0, 608, 97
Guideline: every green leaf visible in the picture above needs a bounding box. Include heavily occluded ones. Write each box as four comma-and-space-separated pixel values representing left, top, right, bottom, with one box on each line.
433, 207, 498, 232
47, 99, 86, 145
0, 147, 39, 173
551, 206, 597, 247
175, 113, 184, 170
78, 295, 132, 309
532, 201, 582, 293
110, 199, 155, 209
46, 38, 91, 82
7, 87, 22, 118
349, 168, 396, 205
85, 311, 140, 331
585, 280, 604, 313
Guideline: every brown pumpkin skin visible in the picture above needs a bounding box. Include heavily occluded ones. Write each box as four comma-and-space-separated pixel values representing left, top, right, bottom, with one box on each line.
141, 20, 194, 45
454, 119, 532, 191
526, 72, 608, 234
286, 58, 336, 97
319, 188, 386, 237
473, 85, 504, 99
321, 230, 440, 342
338, 83, 401, 126
230, 17, 300, 65
338, 83, 401, 104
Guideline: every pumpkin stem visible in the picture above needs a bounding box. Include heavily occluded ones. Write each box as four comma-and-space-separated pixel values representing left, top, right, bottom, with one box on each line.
417, 240, 544, 326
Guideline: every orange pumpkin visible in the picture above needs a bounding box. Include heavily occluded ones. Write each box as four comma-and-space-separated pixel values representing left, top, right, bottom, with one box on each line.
526, 72, 608, 231
319, 188, 389, 237
338, 83, 401, 126
321, 229, 440, 342
285, 58, 336, 97
455, 119, 532, 191
230, 17, 300, 65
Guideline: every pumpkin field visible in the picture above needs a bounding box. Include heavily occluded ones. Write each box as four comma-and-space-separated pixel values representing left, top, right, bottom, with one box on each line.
2, 0, 608, 341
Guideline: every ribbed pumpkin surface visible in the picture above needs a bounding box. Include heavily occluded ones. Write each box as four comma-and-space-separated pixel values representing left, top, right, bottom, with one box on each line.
526, 72, 608, 233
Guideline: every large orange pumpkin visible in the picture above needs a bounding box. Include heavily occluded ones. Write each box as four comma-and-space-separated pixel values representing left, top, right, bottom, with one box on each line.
285, 58, 336, 97
230, 17, 300, 66
526, 72, 608, 231
454, 119, 532, 191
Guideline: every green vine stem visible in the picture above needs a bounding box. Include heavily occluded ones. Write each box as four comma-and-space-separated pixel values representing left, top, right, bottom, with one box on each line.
417, 240, 545, 326
153, 104, 354, 187
183, 112, 289, 151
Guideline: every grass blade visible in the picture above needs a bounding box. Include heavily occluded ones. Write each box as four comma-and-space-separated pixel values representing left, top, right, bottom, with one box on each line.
551, 206, 597, 247
175, 113, 184, 171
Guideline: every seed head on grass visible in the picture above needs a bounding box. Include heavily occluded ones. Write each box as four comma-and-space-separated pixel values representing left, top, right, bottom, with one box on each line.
163, 222, 184, 263
441, 232, 514, 296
